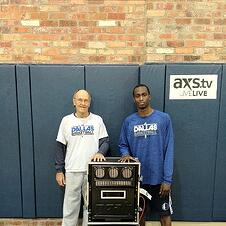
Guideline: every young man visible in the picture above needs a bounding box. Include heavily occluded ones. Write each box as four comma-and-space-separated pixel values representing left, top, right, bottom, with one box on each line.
119, 84, 174, 226
55, 89, 109, 226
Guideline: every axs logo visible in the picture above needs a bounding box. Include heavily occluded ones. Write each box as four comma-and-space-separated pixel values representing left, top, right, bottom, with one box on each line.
173, 78, 213, 90
169, 74, 218, 99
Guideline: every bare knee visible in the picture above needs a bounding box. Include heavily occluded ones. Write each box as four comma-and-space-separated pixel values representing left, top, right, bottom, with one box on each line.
160, 215, 171, 226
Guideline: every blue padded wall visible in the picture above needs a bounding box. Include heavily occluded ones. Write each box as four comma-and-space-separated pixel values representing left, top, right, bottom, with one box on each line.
16, 65, 36, 217
213, 65, 226, 221
1, 63, 226, 221
140, 64, 165, 111
85, 65, 139, 156
30, 65, 84, 217
0, 65, 22, 217
165, 64, 222, 221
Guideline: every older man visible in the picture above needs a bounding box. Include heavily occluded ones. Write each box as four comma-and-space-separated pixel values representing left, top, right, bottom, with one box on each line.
55, 89, 109, 226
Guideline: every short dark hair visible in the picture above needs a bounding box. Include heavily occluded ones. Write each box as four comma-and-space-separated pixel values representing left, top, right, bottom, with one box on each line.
133, 84, 151, 97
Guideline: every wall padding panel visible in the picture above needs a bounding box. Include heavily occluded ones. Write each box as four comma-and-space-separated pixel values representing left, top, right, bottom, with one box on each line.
16, 65, 36, 217
0, 65, 22, 217
85, 65, 139, 156
213, 65, 226, 221
165, 64, 222, 221
140, 64, 165, 111
1, 63, 226, 221
30, 65, 84, 217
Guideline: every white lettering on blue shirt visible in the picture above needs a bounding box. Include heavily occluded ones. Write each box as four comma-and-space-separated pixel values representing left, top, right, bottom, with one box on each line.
133, 122, 157, 138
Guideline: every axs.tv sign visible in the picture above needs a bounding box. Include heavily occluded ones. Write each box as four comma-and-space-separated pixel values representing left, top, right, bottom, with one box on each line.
169, 74, 218, 100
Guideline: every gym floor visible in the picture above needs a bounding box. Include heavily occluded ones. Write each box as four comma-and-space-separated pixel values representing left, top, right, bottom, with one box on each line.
146, 222, 225, 226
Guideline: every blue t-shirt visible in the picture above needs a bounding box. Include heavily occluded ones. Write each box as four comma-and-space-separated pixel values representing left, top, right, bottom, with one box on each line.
119, 110, 174, 185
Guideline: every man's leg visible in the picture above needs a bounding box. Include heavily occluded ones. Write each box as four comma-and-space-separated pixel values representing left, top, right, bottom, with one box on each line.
154, 185, 173, 226
139, 215, 145, 226
160, 215, 171, 226
139, 194, 147, 226
62, 172, 84, 226
82, 174, 88, 226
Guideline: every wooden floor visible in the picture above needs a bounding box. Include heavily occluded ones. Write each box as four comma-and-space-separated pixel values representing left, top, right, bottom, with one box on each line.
146, 222, 226, 226
0, 219, 225, 226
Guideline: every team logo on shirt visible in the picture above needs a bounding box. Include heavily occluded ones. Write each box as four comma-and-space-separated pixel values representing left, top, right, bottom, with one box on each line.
134, 123, 157, 138
71, 125, 94, 136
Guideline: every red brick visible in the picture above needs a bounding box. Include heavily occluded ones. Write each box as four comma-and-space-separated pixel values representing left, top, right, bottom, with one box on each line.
184, 55, 201, 61
128, 55, 142, 63
30, 12, 48, 20
48, 0, 67, 3
176, 4, 184, 10
0, 42, 12, 47
0, 0, 10, 3
78, 34, 95, 41
88, 0, 104, 4
42, 48, 60, 56
176, 47, 193, 54
14, 27, 31, 33
108, 13, 125, 20
175, 19, 191, 25
155, 2, 174, 10
195, 33, 212, 39
165, 55, 184, 62
49, 13, 67, 20
185, 40, 204, 47
40, 21, 58, 27
59, 20, 77, 26
0, 27, 11, 33
118, 36, 136, 41
97, 34, 116, 41
194, 19, 211, 25
89, 27, 105, 33
89, 13, 107, 20
78, 21, 96, 26
167, 41, 184, 47
89, 55, 106, 63
10, 0, 28, 3
72, 41, 87, 48
159, 34, 173, 39
106, 27, 125, 34
147, 3, 153, 10
22, 34, 56, 41
214, 19, 226, 25
214, 33, 226, 40
73, 13, 87, 20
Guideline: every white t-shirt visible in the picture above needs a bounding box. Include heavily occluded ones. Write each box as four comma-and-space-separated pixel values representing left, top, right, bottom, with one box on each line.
56, 112, 108, 172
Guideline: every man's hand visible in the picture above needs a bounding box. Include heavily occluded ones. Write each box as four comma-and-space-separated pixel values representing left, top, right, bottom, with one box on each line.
119, 155, 137, 163
159, 183, 171, 197
56, 172, 65, 187
92, 153, 106, 162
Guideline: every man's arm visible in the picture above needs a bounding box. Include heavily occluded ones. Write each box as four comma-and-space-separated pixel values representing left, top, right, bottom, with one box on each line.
163, 115, 174, 184
161, 115, 174, 197
118, 120, 135, 162
119, 120, 131, 156
98, 136, 109, 155
55, 141, 66, 186
92, 137, 109, 161
55, 141, 66, 172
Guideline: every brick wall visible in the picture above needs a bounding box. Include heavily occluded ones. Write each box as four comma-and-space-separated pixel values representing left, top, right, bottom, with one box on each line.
0, 0, 225, 64
146, 0, 226, 62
